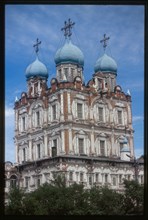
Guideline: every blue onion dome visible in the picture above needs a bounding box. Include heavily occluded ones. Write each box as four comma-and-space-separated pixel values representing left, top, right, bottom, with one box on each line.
120, 137, 130, 152
94, 53, 117, 74
54, 39, 84, 67
123, 136, 128, 144
25, 56, 48, 80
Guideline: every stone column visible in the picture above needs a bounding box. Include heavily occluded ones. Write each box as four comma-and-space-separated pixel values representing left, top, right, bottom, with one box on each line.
68, 92, 72, 120
111, 129, 115, 156
44, 131, 48, 157
69, 126, 73, 154
61, 129, 65, 154
28, 136, 32, 161
91, 126, 95, 154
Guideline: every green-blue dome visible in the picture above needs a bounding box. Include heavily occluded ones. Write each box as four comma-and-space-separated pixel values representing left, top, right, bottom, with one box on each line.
120, 137, 130, 152
25, 57, 48, 80
94, 53, 117, 74
54, 39, 84, 67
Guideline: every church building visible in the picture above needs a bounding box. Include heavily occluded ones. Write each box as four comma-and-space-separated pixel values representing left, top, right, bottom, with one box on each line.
5, 19, 144, 196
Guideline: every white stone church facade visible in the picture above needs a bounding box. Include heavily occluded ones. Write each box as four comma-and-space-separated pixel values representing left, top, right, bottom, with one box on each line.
5, 19, 144, 197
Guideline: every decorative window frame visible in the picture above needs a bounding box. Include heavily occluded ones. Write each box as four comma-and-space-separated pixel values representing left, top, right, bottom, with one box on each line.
72, 97, 88, 120
112, 175, 117, 186
69, 171, 73, 181
10, 175, 17, 188
29, 101, 44, 129
92, 100, 107, 123
48, 96, 60, 123
114, 105, 126, 126
36, 175, 42, 189
74, 130, 90, 156
24, 176, 30, 188
95, 133, 108, 157
33, 136, 44, 160
48, 132, 61, 157
18, 108, 28, 133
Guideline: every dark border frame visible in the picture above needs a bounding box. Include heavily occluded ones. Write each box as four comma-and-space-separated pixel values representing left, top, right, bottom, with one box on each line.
1, 1, 147, 219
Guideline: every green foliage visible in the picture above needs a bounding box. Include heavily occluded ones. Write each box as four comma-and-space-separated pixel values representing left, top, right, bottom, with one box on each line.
5, 187, 25, 215
123, 179, 144, 215
88, 186, 125, 215
5, 179, 144, 215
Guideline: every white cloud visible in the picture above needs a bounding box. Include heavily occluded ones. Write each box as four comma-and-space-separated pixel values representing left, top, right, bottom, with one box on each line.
5, 106, 14, 117
133, 116, 144, 122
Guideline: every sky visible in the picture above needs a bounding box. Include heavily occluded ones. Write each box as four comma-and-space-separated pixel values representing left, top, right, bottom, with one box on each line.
5, 4, 144, 163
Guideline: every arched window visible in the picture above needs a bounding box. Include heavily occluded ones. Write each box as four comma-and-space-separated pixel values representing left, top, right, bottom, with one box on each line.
10, 175, 17, 188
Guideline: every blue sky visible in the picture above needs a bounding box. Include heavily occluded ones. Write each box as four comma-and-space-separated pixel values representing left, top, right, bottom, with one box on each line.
5, 4, 144, 163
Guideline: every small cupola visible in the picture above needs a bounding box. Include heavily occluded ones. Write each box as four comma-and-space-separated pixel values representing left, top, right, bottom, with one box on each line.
54, 19, 84, 83
25, 38, 48, 81
120, 137, 131, 161
94, 53, 117, 74
94, 34, 117, 74
25, 38, 48, 97
93, 34, 117, 92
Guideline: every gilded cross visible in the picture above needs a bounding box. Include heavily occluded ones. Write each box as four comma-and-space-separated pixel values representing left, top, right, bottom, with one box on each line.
33, 38, 41, 54
100, 34, 110, 50
61, 18, 75, 39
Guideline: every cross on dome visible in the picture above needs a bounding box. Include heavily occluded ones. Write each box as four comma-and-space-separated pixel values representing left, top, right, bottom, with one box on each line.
33, 38, 41, 54
61, 18, 75, 39
100, 34, 110, 51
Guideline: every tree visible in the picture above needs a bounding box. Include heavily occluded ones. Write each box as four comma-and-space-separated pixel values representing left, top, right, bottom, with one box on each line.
123, 179, 144, 215
88, 185, 125, 215
5, 187, 25, 215
5, 179, 144, 215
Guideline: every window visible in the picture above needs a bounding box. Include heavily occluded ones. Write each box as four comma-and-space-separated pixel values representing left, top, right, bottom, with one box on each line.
118, 110, 122, 124
37, 144, 41, 159
105, 174, 108, 183
37, 177, 41, 188
77, 103, 83, 119
96, 173, 99, 182
52, 139, 57, 157
64, 68, 68, 78
69, 172, 73, 181
36, 111, 40, 126
79, 138, 84, 154
98, 107, 103, 122
100, 140, 105, 156
89, 176, 92, 185
22, 117, 25, 130
71, 68, 74, 75
128, 175, 130, 181
10, 175, 17, 188
119, 174, 122, 184
113, 177, 116, 186
58, 69, 62, 81
52, 104, 57, 120
25, 177, 30, 188
80, 173, 84, 182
